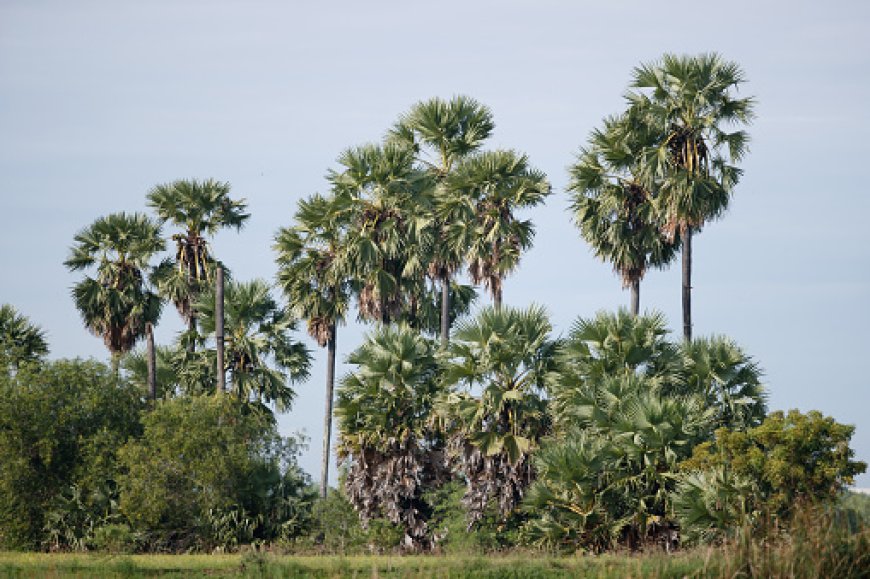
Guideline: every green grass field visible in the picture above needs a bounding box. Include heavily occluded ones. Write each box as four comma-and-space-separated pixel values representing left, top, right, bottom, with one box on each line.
0, 550, 731, 578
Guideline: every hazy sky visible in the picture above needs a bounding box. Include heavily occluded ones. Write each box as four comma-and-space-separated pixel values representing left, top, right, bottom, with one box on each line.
2, 0, 869, 485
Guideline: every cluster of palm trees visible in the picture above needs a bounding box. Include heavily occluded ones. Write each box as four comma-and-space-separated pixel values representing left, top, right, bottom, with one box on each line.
275, 95, 551, 498
57, 52, 757, 549
336, 307, 765, 550
569, 53, 753, 337
64, 179, 310, 407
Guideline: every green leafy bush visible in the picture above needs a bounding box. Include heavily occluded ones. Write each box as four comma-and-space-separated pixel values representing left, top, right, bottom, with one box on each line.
0, 359, 143, 550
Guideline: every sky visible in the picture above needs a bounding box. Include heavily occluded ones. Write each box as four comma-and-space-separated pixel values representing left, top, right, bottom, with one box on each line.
1, 0, 869, 486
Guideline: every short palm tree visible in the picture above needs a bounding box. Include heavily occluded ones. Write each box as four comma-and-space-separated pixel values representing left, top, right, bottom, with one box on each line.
390, 95, 494, 345
568, 112, 678, 315
447, 151, 551, 308
628, 53, 754, 340
64, 212, 164, 374
335, 326, 445, 548
678, 336, 766, 431
275, 192, 351, 498
439, 305, 559, 526
147, 178, 249, 342
0, 304, 48, 374
195, 279, 310, 411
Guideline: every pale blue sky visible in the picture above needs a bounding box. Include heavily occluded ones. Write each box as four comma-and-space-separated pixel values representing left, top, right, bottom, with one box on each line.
2, 0, 868, 485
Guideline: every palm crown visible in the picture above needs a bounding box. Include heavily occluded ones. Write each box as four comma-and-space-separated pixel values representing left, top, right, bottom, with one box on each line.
447, 151, 551, 307
148, 178, 249, 328
568, 112, 679, 313
64, 212, 164, 359
627, 53, 754, 236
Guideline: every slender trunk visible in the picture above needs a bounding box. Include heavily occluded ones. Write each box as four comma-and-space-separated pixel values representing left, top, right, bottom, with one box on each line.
493, 283, 502, 310
682, 227, 692, 342
440, 272, 450, 348
216, 266, 226, 394
110, 352, 120, 380
187, 314, 197, 353
630, 279, 640, 317
320, 324, 337, 499
146, 322, 156, 400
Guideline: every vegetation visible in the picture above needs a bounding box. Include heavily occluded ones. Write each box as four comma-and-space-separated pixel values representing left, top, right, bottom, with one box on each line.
1, 53, 866, 578
0, 304, 48, 374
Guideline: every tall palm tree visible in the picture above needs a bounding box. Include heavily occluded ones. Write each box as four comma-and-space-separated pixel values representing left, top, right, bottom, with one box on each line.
389, 95, 494, 346
329, 143, 433, 326
195, 279, 310, 411
439, 305, 559, 526
64, 212, 164, 374
568, 112, 679, 315
275, 192, 351, 499
335, 326, 446, 548
0, 304, 48, 374
147, 178, 249, 343
447, 151, 551, 308
628, 53, 754, 340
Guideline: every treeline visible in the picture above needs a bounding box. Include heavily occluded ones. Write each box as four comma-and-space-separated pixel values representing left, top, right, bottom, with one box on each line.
0, 53, 866, 556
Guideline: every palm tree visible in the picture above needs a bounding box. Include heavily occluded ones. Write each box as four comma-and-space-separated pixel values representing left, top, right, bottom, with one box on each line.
628, 53, 754, 340
439, 305, 559, 526
64, 212, 164, 374
0, 304, 48, 374
121, 344, 179, 398
195, 279, 311, 411
275, 192, 351, 499
147, 178, 249, 343
568, 112, 678, 315
329, 143, 433, 326
447, 151, 551, 308
678, 336, 766, 431
335, 326, 446, 548
389, 95, 494, 345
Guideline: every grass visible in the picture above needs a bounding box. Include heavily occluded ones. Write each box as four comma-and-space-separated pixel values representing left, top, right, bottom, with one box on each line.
0, 519, 867, 579
0, 550, 811, 578
0, 551, 716, 578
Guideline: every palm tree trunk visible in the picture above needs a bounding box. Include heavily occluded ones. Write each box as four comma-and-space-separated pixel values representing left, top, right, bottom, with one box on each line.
110, 352, 120, 380
320, 324, 337, 499
216, 266, 226, 394
494, 284, 502, 310
630, 279, 640, 317
682, 227, 692, 342
146, 322, 156, 400
440, 272, 450, 348
187, 314, 197, 353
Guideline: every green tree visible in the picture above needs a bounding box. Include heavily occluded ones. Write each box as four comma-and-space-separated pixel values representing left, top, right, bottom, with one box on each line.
680, 410, 867, 525
568, 112, 678, 315
275, 192, 351, 498
678, 336, 766, 431
335, 326, 446, 548
121, 344, 180, 399
439, 305, 559, 526
64, 212, 164, 373
447, 151, 551, 308
629, 53, 754, 340
147, 178, 249, 342
528, 311, 766, 552
195, 279, 310, 411
0, 304, 48, 374
330, 143, 433, 326
118, 396, 311, 550
0, 360, 143, 550
390, 95, 494, 345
